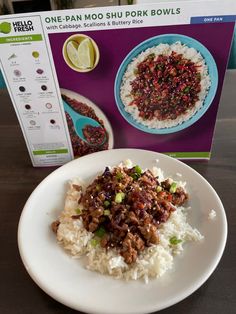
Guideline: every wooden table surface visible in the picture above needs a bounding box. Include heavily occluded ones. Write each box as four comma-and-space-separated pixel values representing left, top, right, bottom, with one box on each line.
0, 71, 236, 314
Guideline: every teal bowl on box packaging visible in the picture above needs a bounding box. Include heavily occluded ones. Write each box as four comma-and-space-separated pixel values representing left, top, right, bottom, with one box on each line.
228, 25, 236, 69
114, 34, 218, 134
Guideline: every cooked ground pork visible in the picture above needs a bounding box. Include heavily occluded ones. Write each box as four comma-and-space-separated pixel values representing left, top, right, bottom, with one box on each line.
51, 161, 204, 282
54, 165, 188, 264
120, 42, 211, 130
130, 51, 202, 121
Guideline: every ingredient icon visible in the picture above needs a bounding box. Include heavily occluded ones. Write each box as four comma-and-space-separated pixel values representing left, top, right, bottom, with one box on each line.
32, 51, 39, 58
13, 69, 21, 77
8, 53, 17, 60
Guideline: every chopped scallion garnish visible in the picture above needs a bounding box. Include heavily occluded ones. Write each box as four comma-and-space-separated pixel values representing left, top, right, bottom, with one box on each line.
116, 172, 123, 180
96, 184, 101, 191
103, 200, 110, 208
90, 238, 99, 247
131, 173, 139, 180
156, 186, 162, 193
134, 165, 142, 175
115, 192, 125, 203
170, 182, 177, 193
75, 208, 82, 214
169, 236, 182, 245
104, 209, 111, 216
184, 86, 190, 93
148, 53, 155, 59
95, 226, 106, 238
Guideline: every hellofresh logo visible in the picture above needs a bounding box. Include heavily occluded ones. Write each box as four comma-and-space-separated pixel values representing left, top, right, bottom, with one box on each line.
12, 20, 34, 32
0, 22, 11, 34
0, 20, 34, 34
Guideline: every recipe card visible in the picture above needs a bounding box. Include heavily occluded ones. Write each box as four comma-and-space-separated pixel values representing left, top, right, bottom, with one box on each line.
0, 0, 235, 166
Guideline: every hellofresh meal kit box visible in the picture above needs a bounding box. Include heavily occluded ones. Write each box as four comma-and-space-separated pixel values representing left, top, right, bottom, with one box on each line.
0, 0, 235, 166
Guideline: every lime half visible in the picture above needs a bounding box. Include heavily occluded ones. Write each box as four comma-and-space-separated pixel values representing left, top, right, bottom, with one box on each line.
66, 40, 80, 67
77, 38, 95, 69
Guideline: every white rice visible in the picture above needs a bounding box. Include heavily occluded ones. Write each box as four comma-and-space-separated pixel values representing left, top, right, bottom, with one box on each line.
208, 209, 216, 220
55, 161, 204, 282
120, 41, 211, 129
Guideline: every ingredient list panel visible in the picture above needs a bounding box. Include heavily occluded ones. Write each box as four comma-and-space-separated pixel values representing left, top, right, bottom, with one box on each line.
0, 15, 73, 166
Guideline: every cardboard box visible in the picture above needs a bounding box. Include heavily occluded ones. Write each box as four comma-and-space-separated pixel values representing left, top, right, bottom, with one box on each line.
0, 0, 235, 166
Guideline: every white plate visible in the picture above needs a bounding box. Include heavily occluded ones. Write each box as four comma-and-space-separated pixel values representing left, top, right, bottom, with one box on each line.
61, 87, 114, 149
18, 149, 227, 314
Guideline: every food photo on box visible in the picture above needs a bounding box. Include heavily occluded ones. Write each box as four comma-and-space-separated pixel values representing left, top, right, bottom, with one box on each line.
48, 21, 234, 160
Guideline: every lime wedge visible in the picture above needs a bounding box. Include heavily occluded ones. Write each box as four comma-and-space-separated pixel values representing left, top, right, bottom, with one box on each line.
66, 40, 80, 67
77, 38, 95, 69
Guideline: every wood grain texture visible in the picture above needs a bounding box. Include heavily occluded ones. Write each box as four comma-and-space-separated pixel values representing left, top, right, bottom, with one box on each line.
0, 71, 235, 314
